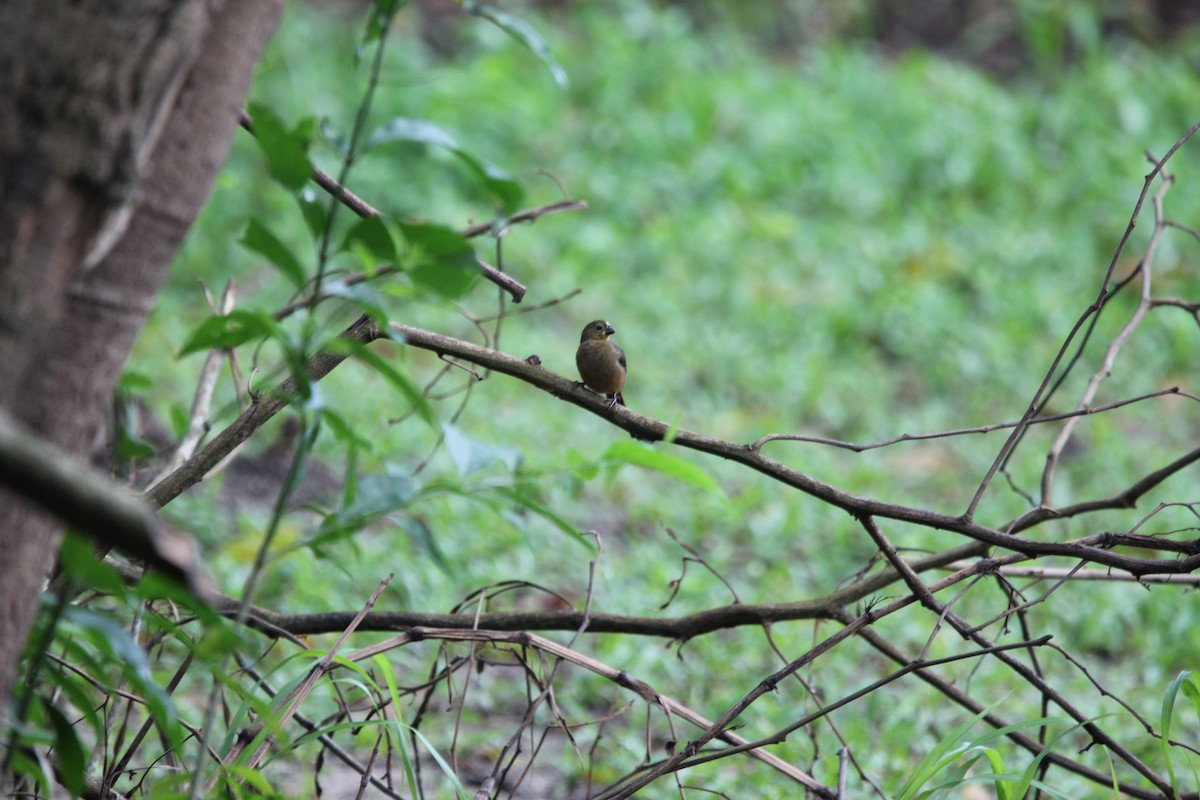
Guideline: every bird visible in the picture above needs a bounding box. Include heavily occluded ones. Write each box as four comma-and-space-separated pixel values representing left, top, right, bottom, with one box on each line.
575, 320, 626, 410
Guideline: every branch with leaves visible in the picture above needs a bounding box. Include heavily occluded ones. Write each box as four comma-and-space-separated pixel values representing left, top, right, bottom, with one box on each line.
147, 313, 1200, 577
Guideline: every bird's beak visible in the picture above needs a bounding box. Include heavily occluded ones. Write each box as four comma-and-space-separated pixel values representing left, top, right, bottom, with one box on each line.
604, 324, 616, 336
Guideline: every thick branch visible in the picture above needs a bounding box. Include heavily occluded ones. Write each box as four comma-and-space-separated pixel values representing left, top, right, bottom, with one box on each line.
146, 316, 1200, 577
0, 411, 209, 596
143, 315, 377, 509
379, 321, 1200, 575
209, 547, 970, 638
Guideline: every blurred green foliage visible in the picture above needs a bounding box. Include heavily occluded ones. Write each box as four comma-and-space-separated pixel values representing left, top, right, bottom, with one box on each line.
33, 1, 1200, 796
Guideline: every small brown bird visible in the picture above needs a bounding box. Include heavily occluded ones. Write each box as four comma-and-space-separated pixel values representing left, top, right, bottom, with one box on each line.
575, 320, 626, 410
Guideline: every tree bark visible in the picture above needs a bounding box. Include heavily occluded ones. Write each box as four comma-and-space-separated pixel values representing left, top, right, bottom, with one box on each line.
0, 0, 284, 724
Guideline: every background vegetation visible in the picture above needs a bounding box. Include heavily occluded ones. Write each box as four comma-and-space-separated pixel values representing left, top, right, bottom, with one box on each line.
13, 1, 1200, 797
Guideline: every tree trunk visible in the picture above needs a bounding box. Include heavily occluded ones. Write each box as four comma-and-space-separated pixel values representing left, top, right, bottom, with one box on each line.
0, 0, 284, 723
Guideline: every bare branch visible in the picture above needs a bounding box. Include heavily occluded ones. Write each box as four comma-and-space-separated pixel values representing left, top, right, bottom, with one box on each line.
966, 119, 1200, 520
143, 314, 1200, 577
344, 627, 828, 794
859, 516, 1172, 796
751, 387, 1187, 452
1040, 171, 1176, 505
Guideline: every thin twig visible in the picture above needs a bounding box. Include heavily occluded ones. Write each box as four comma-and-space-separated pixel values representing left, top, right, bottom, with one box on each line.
966, 119, 1200, 520
345, 626, 827, 793
1040, 170, 1175, 505
751, 387, 1188, 452
859, 516, 1172, 797
147, 281, 235, 490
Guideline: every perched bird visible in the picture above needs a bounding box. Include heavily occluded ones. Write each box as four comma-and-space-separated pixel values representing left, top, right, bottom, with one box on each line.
575, 320, 626, 410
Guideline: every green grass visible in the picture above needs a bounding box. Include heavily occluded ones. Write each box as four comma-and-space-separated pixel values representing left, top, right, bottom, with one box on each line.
111, 2, 1200, 796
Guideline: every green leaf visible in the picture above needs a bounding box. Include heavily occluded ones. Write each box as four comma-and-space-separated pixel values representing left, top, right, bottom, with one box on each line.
399, 221, 479, 299
406, 728, 473, 800
374, 652, 403, 714
566, 447, 600, 480
168, 402, 189, 438
445, 424, 489, 476
117, 370, 154, 391
442, 425, 522, 477
58, 531, 126, 596
441, 424, 486, 476
246, 101, 313, 192
43, 702, 85, 796
222, 765, 277, 795
341, 215, 396, 268
46, 668, 103, 743
603, 441, 724, 497
1181, 674, 1200, 723
63, 607, 185, 751
342, 468, 420, 520
178, 310, 280, 357
322, 408, 373, 452
1008, 718, 1091, 798
1162, 671, 1192, 790
323, 281, 389, 326
897, 701, 1001, 800
463, 1, 569, 89
115, 427, 156, 462
366, 118, 523, 212
119, 428, 157, 464
489, 486, 592, 550
241, 217, 308, 288
6, 749, 49, 796
361, 0, 407, 47
896, 701, 1065, 800
134, 573, 221, 625
398, 515, 453, 576
324, 337, 437, 428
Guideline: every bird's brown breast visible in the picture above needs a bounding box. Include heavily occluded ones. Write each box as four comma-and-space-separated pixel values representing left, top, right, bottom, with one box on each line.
576, 339, 626, 394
